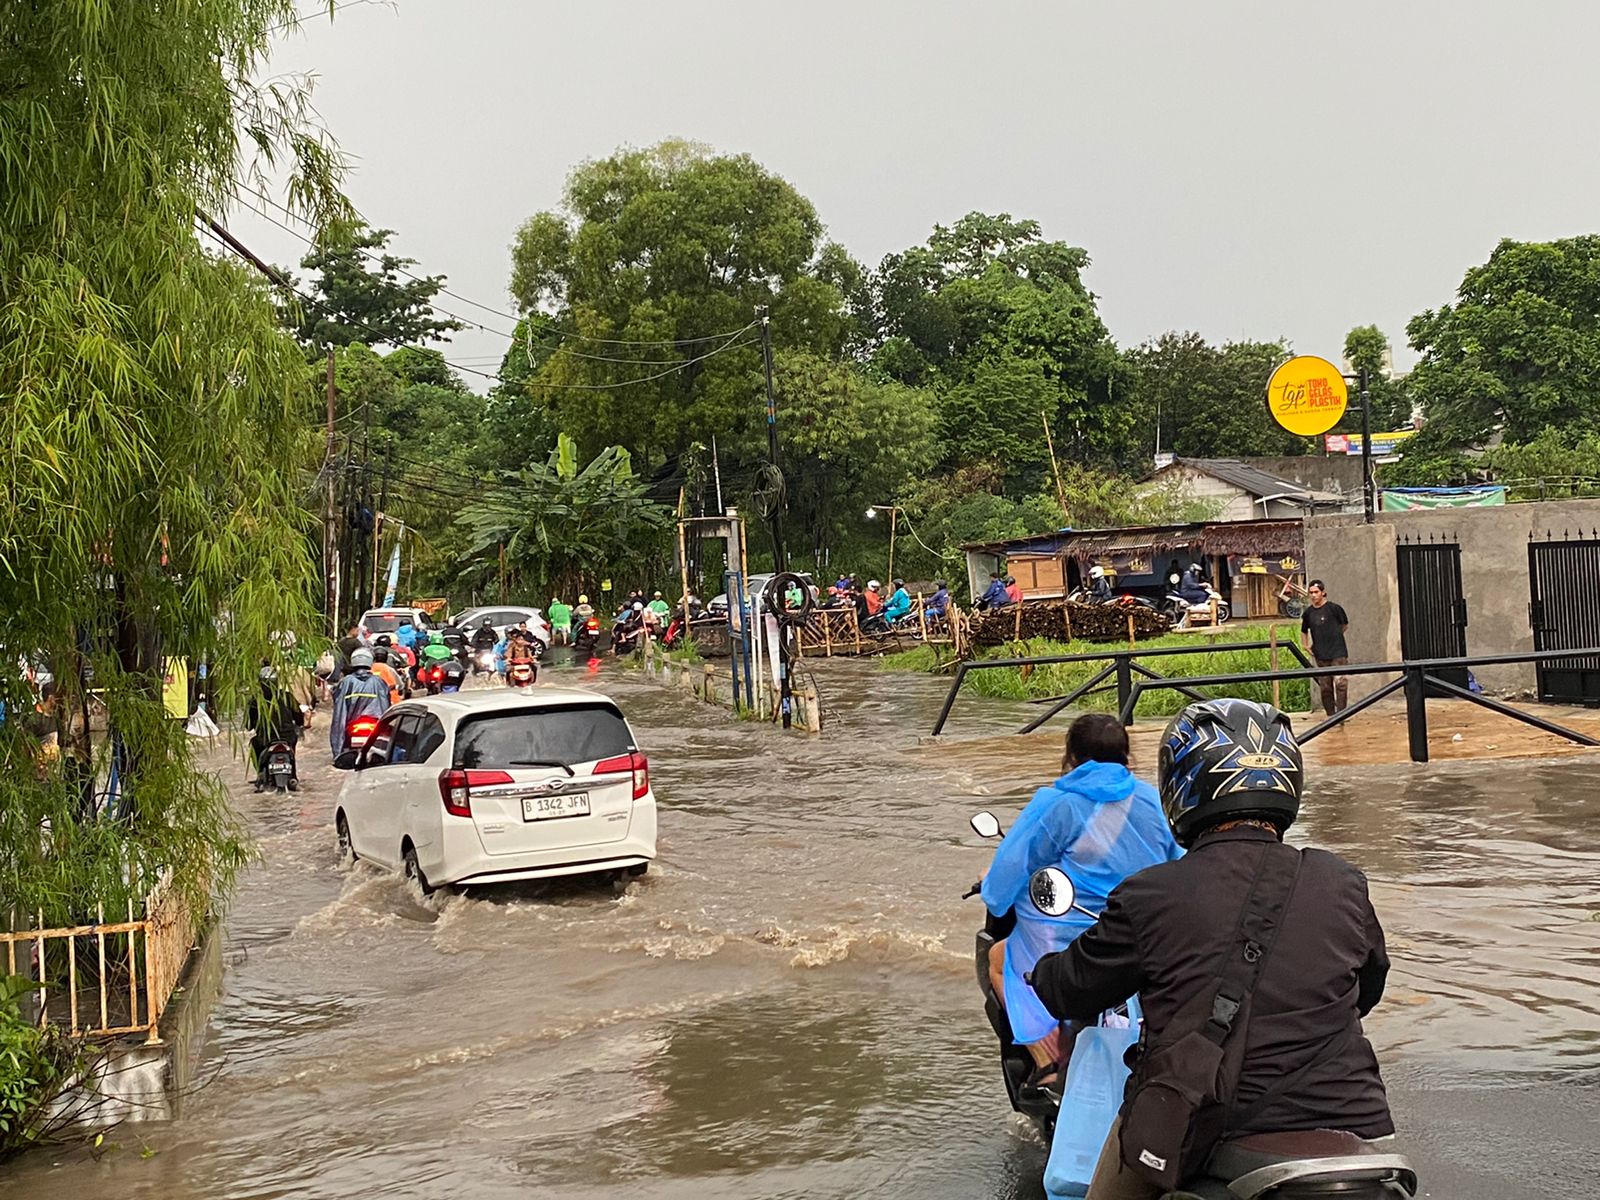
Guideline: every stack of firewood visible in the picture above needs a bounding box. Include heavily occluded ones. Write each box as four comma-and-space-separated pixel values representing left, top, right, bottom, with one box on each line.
965, 601, 1171, 650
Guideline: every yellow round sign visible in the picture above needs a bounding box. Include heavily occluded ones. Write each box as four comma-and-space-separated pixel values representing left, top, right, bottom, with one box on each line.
1265, 355, 1348, 437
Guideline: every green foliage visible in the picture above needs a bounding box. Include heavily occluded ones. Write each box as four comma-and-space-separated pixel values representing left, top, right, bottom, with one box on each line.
454, 433, 674, 598
0, 0, 341, 925
1482, 427, 1600, 498
874, 213, 1132, 476
508, 140, 858, 466
1127, 333, 1311, 459
1339, 325, 1413, 432
883, 628, 1310, 716
0, 976, 84, 1157
1407, 236, 1600, 448
292, 222, 464, 349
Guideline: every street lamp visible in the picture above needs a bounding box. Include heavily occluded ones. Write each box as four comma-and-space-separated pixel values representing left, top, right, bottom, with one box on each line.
866, 502, 900, 584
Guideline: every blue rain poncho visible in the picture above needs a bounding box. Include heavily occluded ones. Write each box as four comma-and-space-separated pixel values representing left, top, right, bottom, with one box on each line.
980, 759, 1182, 1043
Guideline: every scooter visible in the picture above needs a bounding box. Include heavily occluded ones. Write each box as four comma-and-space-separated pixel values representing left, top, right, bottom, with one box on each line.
420, 660, 467, 694
966, 811, 1418, 1200
262, 741, 297, 794
574, 615, 602, 656
964, 810, 1070, 1140
472, 646, 497, 676
1158, 584, 1231, 625
506, 659, 537, 688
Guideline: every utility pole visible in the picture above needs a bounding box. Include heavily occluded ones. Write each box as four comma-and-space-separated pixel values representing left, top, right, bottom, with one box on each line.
371, 454, 389, 607
756, 305, 787, 573
1360, 367, 1375, 524
324, 347, 337, 635
1042, 410, 1070, 524
711, 434, 724, 515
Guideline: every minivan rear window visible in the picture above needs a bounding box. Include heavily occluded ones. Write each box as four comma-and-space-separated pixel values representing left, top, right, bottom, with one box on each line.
364, 612, 403, 632
453, 704, 634, 769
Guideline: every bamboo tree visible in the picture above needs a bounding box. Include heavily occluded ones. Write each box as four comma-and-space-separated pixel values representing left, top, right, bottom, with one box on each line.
0, 0, 350, 923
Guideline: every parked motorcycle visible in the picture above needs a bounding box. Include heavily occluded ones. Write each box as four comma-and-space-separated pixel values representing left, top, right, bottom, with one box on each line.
1158, 584, 1231, 625
965, 810, 1417, 1200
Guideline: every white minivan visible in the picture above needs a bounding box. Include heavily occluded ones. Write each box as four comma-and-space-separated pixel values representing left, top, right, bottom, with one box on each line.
334, 688, 656, 892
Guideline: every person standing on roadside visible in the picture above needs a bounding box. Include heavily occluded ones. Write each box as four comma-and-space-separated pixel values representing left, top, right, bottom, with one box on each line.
548, 597, 573, 645
1301, 579, 1350, 715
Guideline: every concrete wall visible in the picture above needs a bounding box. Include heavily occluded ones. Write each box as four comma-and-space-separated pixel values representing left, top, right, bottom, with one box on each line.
1248, 455, 1366, 499
1305, 498, 1600, 695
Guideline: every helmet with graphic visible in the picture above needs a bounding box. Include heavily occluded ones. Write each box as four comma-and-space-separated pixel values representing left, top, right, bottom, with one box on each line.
1158, 699, 1302, 848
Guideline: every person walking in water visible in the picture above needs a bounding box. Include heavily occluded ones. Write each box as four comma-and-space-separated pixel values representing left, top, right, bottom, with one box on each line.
1301, 579, 1350, 715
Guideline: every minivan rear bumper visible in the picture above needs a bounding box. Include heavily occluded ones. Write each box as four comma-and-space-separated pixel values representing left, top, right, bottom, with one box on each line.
452, 853, 651, 887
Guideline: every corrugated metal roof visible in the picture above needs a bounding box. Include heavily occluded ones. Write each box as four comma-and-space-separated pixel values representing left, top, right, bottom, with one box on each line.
1163, 458, 1342, 503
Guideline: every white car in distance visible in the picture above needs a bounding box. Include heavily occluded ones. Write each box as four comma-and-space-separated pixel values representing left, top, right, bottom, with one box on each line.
334, 687, 656, 892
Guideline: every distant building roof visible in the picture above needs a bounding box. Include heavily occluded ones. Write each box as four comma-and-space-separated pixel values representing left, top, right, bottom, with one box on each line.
962, 517, 1304, 559
1154, 458, 1342, 505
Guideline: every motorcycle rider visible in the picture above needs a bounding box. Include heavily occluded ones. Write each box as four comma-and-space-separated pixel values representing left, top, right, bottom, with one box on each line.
1029, 699, 1393, 1200
647, 590, 671, 622
419, 629, 454, 667
368, 646, 407, 705
1088, 565, 1113, 602
574, 594, 595, 621
246, 666, 305, 791
981, 713, 1180, 1084
925, 579, 950, 621
883, 578, 913, 626
471, 616, 499, 657
978, 571, 1011, 610
1175, 562, 1210, 607
328, 648, 388, 762
440, 619, 469, 661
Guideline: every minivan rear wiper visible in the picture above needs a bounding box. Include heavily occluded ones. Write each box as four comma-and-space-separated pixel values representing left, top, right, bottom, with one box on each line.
508, 758, 575, 776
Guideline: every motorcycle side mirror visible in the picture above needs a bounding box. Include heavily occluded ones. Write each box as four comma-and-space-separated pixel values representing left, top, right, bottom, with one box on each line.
1029, 867, 1077, 918
970, 811, 1002, 839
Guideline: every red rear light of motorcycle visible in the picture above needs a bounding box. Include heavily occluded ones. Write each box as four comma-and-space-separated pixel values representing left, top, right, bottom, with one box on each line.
347, 715, 380, 749
437, 768, 513, 817
594, 751, 649, 800
586, 618, 600, 631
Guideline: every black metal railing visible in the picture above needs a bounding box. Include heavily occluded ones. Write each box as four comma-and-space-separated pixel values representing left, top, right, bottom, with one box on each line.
929, 640, 1312, 737
1113, 649, 1600, 764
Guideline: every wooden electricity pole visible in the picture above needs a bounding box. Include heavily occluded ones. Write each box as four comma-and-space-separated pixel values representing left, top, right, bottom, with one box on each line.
1042, 411, 1069, 524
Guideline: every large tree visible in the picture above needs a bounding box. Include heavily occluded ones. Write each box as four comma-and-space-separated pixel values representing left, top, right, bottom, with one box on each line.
293, 221, 464, 349
1406, 236, 1600, 447
0, 1, 345, 924
507, 140, 859, 467
1340, 324, 1413, 433
1125, 333, 1310, 459
873, 213, 1133, 482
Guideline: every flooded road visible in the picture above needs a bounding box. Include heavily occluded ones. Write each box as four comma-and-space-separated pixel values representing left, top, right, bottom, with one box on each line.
6, 658, 1599, 1198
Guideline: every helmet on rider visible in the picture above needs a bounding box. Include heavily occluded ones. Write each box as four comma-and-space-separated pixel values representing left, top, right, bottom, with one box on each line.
632, 602, 644, 612
578, 594, 589, 605
867, 579, 881, 591
428, 630, 445, 645
892, 578, 904, 589
480, 616, 493, 628
258, 665, 276, 683
1158, 699, 1302, 848
1090, 565, 1106, 579
349, 647, 374, 668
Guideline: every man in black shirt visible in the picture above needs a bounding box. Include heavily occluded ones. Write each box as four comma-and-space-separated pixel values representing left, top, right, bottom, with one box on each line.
1300, 579, 1350, 715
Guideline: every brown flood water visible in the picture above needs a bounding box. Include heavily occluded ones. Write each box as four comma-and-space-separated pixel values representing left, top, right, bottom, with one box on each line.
4, 658, 1599, 1199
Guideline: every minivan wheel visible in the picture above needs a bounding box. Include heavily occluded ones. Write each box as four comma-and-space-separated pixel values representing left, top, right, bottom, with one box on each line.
336, 812, 356, 864
402, 843, 434, 896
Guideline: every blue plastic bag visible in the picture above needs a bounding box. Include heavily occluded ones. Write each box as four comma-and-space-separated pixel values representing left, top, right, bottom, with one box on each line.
1043, 999, 1141, 1199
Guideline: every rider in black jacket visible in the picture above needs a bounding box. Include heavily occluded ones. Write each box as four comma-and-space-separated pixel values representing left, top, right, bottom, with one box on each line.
1030, 699, 1393, 1199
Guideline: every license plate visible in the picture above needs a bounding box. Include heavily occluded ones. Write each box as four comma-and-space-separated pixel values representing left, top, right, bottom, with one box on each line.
522, 792, 590, 821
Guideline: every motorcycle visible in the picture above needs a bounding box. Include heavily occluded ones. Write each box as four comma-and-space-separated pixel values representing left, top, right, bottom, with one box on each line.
1158, 583, 1231, 625
574, 615, 602, 655
506, 659, 537, 688
965, 810, 1418, 1200
472, 646, 497, 676
262, 741, 297, 794
420, 660, 466, 694
611, 615, 646, 656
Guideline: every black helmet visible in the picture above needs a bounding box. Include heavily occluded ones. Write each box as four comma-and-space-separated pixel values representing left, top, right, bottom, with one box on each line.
1158, 699, 1302, 847
893, 578, 904, 588
481, 616, 493, 627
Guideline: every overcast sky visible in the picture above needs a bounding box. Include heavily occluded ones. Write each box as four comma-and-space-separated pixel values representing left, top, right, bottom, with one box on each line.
236, 0, 1600, 384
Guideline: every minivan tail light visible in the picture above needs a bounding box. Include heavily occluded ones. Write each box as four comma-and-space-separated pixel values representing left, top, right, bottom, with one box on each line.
594, 751, 649, 800
436, 768, 513, 817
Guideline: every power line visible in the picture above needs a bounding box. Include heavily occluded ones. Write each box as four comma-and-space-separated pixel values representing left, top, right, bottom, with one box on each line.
196, 218, 758, 389
233, 182, 757, 350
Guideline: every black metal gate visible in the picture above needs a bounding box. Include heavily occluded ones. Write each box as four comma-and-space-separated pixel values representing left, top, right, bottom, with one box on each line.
1528, 534, 1600, 706
1396, 536, 1468, 688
